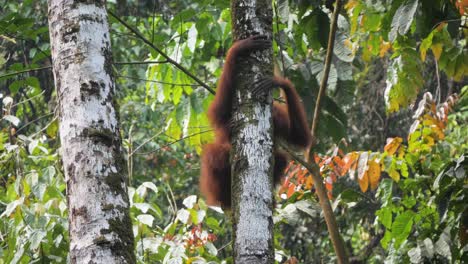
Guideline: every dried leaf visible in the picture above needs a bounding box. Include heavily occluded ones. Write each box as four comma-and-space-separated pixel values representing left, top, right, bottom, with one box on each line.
384, 137, 403, 155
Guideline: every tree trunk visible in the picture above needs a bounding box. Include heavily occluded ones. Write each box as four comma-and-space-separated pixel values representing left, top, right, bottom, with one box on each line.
47, 1, 135, 263
230, 0, 275, 263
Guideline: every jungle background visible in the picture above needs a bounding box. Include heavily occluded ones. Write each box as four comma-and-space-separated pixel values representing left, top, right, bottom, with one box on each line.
0, 0, 467, 263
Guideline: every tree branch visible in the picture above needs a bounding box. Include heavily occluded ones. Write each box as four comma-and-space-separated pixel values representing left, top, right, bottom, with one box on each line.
301, 1, 349, 263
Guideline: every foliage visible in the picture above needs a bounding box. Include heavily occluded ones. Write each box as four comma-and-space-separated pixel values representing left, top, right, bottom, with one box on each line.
280, 90, 467, 261
0, 0, 467, 263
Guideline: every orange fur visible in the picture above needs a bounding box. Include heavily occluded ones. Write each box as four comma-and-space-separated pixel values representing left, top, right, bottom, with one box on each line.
200, 35, 311, 208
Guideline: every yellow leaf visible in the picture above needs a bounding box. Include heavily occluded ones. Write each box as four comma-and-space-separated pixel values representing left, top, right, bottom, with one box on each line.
420, 48, 427, 62
431, 43, 443, 61
358, 171, 369, 192
368, 160, 381, 191
384, 137, 403, 155
379, 40, 392, 57
345, 0, 358, 10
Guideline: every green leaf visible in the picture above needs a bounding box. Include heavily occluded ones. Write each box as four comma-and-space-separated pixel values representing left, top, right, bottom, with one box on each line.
435, 227, 452, 259
46, 119, 58, 138
339, 189, 362, 203
29, 230, 46, 250
1, 198, 24, 217
377, 207, 393, 229
137, 214, 154, 227
278, 0, 290, 23
385, 53, 423, 112
392, 210, 414, 247
3, 115, 20, 126
187, 24, 197, 53
334, 31, 354, 62
389, 0, 419, 42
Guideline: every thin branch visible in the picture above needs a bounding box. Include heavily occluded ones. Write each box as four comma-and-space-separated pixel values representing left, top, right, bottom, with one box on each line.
16, 112, 54, 133
0, 66, 52, 79
134, 129, 212, 155
108, 11, 216, 94
12, 91, 45, 108
0, 61, 171, 79
129, 129, 165, 157
282, 142, 347, 264
301, 1, 349, 263
114, 60, 168, 65
434, 57, 441, 104
310, 8, 341, 142
273, 2, 286, 73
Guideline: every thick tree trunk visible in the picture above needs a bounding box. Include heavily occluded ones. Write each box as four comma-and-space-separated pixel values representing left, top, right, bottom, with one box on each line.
48, 1, 135, 263
230, 0, 275, 263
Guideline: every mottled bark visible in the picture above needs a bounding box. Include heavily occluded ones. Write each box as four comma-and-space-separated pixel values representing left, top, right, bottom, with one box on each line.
230, 0, 275, 263
48, 1, 135, 263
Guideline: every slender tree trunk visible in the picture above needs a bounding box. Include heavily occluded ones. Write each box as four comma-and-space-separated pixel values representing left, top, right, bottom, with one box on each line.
48, 1, 135, 263
230, 0, 274, 263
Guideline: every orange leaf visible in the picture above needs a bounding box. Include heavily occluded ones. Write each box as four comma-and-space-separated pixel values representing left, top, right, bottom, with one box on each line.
325, 177, 333, 191
297, 168, 306, 183
314, 153, 321, 164
379, 40, 392, 57
332, 156, 345, 176
384, 137, 403, 155
342, 152, 359, 175
358, 171, 369, 192
305, 175, 314, 189
287, 184, 296, 198
368, 160, 381, 191
330, 172, 337, 182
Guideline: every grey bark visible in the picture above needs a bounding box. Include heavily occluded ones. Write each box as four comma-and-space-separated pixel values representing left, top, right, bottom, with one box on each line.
48, 1, 135, 263
230, 0, 275, 263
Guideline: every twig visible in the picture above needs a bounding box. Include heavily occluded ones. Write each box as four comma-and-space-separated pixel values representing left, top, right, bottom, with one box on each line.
134, 129, 212, 155
12, 91, 45, 108
310, 8, 340, 142
273, 2, 286, 73
0, 66, 52, 79
108, 11, 215, 94
16, 112, 54, 133
129, 129, 165, 157
114, 60, 168, 65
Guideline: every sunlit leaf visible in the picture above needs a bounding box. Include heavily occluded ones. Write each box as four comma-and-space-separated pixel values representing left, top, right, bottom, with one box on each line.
388, 0, 419, 42
384, 137, 403, 155
358, 171, 369, 193
368, 159, 381, 191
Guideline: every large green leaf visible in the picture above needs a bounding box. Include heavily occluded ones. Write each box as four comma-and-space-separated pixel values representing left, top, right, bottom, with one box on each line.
385, 51, 423, 112
392, 210, 414, 247
389, 0, 419, 42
